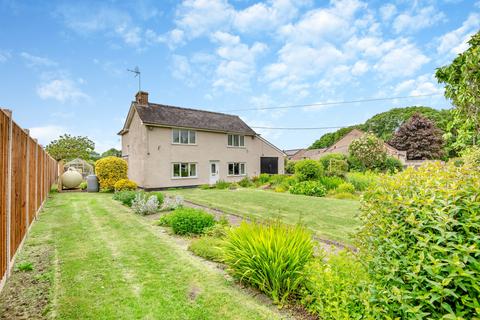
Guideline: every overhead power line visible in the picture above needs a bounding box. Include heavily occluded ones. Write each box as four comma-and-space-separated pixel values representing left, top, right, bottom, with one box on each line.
220, 93, 442, 112
251, 126, 346, 130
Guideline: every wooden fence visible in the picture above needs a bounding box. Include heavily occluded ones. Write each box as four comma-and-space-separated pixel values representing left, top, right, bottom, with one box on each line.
0, 109, 58, 292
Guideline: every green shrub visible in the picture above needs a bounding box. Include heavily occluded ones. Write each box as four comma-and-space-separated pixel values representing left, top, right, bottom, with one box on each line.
336, 182, 355, 194
238, 177, 253, 188
169, 207, 215, 235
294, 159, 323, 181
113, 178, 137, 191
224, 221, 314, 304
326, 159, 349, 177
347, 155, 366, 172
349, 133, 388, 171
95, 156, 128, 191
157, 213, 173, 226
229, 182, 239, 190
274, 185, 287, 193
357, 162, 480, 319
189, 237, 225, 262
147, 192, 164, 206
79, 181, 87, 190
318, 153, 346, 170
257, 173, 271, 185
318, 176, 344, 191
205, 223, 229, 238
285, 160, 296, 174
382, 156, 403, 173
113, 190, 138, 207
301, 250, 371, 319
199, 184, 214, 190
290, 181, 326, 197
215, 180, 231, 189
345, 172, 377, 191
461, 145, 480, 168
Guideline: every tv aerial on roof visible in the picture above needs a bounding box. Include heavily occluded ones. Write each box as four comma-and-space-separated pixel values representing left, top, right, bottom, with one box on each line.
127, 66, 141, 91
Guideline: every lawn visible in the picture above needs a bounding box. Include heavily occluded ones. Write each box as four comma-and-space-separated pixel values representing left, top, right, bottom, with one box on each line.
1, 193, 285, 320
165, 188, 359, 244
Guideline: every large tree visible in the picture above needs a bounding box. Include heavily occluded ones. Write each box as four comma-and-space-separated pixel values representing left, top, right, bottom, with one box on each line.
389, 113, 444, 160
46, 134, 95, 161
101, 148, 121, 158
436, 31, 480, 149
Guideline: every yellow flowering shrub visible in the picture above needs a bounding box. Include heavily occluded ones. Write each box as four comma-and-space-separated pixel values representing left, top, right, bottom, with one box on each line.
95, 156, 128, 191
114, 179, 137, 192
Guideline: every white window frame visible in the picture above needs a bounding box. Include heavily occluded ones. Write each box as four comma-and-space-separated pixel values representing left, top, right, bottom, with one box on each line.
172, 162, 198, 179
227, 134, 245, 147
227, 162, 246, 176
172, 129, 197, 145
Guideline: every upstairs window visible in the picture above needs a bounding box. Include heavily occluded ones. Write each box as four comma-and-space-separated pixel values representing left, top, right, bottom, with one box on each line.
172, 129, 196, 145
228, 162, 246, 176
228, 134, 245, 147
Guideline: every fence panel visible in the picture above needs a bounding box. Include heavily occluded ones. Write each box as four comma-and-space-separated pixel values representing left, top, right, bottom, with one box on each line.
0, 109, 58, 292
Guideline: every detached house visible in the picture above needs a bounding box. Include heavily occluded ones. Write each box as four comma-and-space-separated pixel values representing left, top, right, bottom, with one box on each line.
118, 92, 285, 189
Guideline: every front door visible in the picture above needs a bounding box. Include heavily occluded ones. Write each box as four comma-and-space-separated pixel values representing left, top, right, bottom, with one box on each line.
209, 161, 219, 185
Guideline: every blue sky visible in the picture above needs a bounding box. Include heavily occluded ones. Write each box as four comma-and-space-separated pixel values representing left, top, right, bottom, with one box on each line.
0, 0, 478, 152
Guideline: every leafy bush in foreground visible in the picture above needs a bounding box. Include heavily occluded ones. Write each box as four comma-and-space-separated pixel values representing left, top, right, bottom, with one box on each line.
289, 181, 326, 197
357, 162, 480, 319
168, 207, 215, 235
131, 193, 159, 215
113, 190, 138, 207
301, 250, 371, 319
294, 159, 323, 181
224, 221, 314, 304
113, 178, 137, 191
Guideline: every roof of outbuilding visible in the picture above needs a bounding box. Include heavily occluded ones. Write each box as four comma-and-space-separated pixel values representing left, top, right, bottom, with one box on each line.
132, 102, 257, 135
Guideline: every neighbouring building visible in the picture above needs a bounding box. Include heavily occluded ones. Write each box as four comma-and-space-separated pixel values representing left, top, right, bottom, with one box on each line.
118, 91, 285, 189
290, 129, 407, 163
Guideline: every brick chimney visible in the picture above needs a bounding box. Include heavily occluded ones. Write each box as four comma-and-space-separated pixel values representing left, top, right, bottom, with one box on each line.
135, 91, 149, 105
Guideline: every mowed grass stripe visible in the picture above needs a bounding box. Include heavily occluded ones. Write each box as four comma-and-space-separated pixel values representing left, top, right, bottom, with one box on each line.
40, 193, 285, 320
165, 188, 359, 244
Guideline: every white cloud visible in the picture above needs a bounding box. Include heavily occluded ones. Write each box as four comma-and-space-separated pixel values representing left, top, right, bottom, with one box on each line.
171, 54, 194, 86
437, 13, 480, 56
211, 31, 267, 91
0, 50, 11, 63
145, 28, 185, 49
351, 60, 368, 76
393, 6, 445, 34
394, 74, 443, 96
175, 0, 234, 38
20, 52, 57, 68
379, 3, 396, 21
374, 40, 429, 78
37, 78, 89, 103
57, 4, 144, 47
29, 125, 66, 146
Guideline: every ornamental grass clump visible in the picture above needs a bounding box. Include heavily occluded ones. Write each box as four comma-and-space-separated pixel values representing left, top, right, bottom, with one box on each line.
223, 221, 314, 304
356, 161, 480, 319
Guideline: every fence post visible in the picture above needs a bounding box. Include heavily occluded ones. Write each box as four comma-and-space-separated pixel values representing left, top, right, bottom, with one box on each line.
4, 109, 12, 278
34, 139, 38, 219
25, 130, 30, 230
